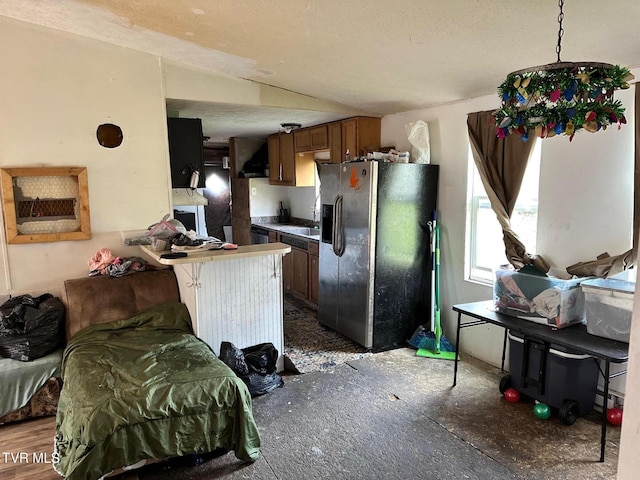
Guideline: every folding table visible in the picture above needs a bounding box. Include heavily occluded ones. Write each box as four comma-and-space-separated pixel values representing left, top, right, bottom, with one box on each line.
452, 300, 629, 462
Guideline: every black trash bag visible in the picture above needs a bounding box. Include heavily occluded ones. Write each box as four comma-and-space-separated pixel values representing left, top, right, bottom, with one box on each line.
0, 293, 65, 362
242, 342, 279, 375
219, 341, 250, 377
219, 341, 284, 397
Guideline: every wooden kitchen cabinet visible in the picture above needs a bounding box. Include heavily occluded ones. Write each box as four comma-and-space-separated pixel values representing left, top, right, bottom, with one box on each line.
295, 125, 328, 152
308, 241, 319, 304
268, 132, 315, 186
280, 237, 309, 298
327, 117, 381, 163
309, 126, 328, 150
277, 231, 318, 308
291, 247, 309, 299
282, 247, 293, 292
230, 175, 251, 246
328, 122, 342, 164
268, 231, 278, 243
341, 116, 381, 160
282, 244, 309, 298
294, 129, 310, 152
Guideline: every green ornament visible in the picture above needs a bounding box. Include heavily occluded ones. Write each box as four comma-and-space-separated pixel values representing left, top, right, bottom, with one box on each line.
534, 403, 551, 420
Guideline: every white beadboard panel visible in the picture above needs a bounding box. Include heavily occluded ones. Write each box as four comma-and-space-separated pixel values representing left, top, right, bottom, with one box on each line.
193, 254, 285, 371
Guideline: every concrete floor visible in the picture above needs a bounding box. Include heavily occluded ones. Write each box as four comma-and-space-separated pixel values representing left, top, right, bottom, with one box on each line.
138, 348, 620, 480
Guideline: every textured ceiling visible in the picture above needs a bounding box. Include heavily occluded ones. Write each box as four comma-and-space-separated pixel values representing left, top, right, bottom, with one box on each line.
3, 0, 640, 142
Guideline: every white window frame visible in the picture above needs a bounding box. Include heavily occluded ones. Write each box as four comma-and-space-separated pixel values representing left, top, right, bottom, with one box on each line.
465, 142, 541, 284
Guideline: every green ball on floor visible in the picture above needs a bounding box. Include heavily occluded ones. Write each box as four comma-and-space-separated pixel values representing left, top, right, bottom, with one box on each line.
533, 402, 551, 420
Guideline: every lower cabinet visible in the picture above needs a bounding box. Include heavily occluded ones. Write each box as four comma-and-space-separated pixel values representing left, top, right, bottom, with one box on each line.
278, 233, 318, 308
291, 248, 309, 299
282, 248, 293, 292
309, 241, 319, 304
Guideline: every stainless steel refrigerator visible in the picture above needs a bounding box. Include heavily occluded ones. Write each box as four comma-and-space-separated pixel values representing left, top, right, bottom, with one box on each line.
318, 161, 439, 351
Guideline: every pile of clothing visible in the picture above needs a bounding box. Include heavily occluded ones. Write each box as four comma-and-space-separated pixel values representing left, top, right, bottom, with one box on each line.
88, 248, 151, 277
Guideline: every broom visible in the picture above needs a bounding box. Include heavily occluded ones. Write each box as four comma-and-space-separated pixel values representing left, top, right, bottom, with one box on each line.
409, 212, 458, 360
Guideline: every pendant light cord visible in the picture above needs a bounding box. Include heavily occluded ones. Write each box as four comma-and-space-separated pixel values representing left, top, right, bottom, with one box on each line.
556, 0, 564, 62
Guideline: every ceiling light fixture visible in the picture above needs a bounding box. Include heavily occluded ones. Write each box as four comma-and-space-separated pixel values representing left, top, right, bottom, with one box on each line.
280, 123, 302, 134
493, 0, 634, 142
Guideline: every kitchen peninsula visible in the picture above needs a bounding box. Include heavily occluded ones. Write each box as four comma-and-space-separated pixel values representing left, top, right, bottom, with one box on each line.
140, 243, 291, 371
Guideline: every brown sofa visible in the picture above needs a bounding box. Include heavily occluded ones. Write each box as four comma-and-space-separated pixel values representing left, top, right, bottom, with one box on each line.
0, 269, 179, 425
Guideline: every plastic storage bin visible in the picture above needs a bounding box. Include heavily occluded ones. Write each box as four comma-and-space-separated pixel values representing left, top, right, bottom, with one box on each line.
582, 277, 635, 343
502, 330, 599, 424
494, 269, 587, 328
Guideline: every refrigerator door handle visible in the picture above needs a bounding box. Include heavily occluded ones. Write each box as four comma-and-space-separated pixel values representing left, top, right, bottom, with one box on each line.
332, 195, 345, 257
332, 195, 340, 256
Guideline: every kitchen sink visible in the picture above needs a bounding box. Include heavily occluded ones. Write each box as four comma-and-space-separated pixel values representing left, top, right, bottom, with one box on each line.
281, 226, 320, 237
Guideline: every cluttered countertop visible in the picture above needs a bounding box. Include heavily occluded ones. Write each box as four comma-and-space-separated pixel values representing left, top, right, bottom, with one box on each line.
140, 243, 291, 265
125, 215, 292, 265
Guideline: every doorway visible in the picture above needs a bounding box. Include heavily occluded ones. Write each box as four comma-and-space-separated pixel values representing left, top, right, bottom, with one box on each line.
203, 146, 231, 241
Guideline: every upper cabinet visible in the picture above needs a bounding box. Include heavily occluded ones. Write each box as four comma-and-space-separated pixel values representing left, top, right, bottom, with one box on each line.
266, 116, 381, 184
340, 116, 381, 162
167, 117, 205, 188
268, 133, 315, 187
294, 125, 328, 152
328, 122, 342, 164
319, 116, 382, 163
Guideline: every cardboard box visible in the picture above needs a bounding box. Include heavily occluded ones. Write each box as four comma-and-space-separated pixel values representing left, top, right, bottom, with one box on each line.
494, 269, 586, 328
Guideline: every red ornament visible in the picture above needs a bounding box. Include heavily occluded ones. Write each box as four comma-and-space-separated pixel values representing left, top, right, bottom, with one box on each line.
504, 388, 520, 403
607, 407, 623, 426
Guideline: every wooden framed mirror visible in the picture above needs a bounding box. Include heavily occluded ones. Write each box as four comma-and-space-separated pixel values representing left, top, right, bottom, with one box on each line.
0, 167, 91, 244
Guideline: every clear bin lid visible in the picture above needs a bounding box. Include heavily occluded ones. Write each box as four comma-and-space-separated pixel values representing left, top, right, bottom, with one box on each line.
581, 277, 635, 294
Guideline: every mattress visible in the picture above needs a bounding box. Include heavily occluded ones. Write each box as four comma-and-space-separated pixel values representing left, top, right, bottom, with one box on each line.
54, 301, 260, 480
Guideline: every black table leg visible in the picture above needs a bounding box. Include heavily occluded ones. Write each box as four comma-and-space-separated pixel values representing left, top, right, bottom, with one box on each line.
501, 329, 508, 372
453, 311, 462, 387
600, 360, 610, 462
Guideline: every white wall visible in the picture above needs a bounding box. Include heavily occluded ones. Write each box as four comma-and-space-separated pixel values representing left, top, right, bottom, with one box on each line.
537, 110, 634, 267
249, 178, 283, 218
0, 16, 172, 296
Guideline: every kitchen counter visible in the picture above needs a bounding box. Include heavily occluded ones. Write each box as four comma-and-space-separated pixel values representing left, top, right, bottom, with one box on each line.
140, 242, 291, 265
139, 242, 290, 372
252, 223, 320, 242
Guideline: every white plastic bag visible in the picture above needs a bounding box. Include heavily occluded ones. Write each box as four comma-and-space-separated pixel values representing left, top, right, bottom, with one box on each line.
405, 120, 431, 164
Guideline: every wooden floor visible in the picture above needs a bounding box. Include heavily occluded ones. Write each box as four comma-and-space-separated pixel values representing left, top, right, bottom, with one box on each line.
0, 416, 60, 480
0, 416, 141, 480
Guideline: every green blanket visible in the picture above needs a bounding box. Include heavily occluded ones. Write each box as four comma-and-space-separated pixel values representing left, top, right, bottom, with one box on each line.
54, 302, 260, 480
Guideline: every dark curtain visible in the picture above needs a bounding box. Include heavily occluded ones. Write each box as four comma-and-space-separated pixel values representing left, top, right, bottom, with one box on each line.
467, 110, 548, 272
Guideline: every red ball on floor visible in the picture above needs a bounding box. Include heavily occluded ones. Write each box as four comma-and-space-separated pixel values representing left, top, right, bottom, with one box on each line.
607, 407, 623, 426
504, 388, 520, 403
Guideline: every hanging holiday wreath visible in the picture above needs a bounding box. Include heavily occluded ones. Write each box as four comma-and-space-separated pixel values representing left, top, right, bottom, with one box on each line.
493, 63, 632, 141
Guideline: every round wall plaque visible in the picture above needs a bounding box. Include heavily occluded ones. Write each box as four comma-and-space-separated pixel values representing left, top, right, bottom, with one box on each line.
96, 123, 123, 148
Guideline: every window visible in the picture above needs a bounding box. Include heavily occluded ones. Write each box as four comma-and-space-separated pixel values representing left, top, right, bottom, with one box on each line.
465, 142, 541, 283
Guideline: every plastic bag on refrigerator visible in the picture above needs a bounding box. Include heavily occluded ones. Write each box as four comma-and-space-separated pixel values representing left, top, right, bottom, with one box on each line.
405, 120, 431, 164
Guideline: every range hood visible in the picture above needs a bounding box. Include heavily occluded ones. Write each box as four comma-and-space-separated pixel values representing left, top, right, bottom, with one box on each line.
172, 188, 208, 206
